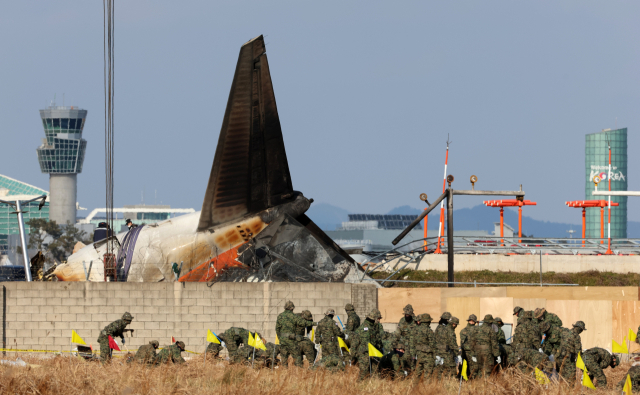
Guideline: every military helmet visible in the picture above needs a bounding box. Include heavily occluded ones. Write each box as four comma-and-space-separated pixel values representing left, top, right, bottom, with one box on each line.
513, 306, 524, 315
611, 354, 619, 368
483, 314, 494, 324
467, 314, 478, 322
534, 308, 546, 319
395, 342, 406, 350
441, 312, 452, 320
367, 309, 382, 320
150, 340, 159, 348
540, 321, 551, 333
417, 313, 432, 323
403, 304, 414, 315
122, 312, 134, 321
176, 340, 185, 350
450, 316, 460, 325
325, 309, 335, 316
572, 321, 587, 331
494, 317, 504, 325
302, 310, 313, 320
284, 300, 295, 310
345, 303, 355, 311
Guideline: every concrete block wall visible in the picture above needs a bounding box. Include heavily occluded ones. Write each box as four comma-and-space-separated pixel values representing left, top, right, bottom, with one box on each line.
0, 282, 377, 354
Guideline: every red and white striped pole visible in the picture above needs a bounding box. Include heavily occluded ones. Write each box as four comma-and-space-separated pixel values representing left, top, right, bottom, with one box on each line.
606, 143, 613, 254
434, 142, 449, 254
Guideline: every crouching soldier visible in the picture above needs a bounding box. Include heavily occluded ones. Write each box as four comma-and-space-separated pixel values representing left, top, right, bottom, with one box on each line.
98, 312, 134, 363
134, 340, 159, 364
156, 340, 186, 364
583, 347, 619, 388
378, 342, 410, 379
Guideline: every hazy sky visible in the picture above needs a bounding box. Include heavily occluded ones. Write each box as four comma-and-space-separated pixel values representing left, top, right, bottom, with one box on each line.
1, 1, 638, 224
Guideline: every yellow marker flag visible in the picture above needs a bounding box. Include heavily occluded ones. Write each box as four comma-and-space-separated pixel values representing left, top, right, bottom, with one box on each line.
535, 367, 550, 385
310, 328, 315, 342
582, 369, 596, 390
254, 333, 267, 351
623, 374, 633, 395
71, 330, 86, 345
247, 332, 255, 348
613, 338, 629, 354
576, 353, 586, 370
338, 337, 350, 353
629, 328, 637, 343
207, 330, 220, 344
368, 343, 383, 358
275, 334, 280, 345
461, 359, 468, 381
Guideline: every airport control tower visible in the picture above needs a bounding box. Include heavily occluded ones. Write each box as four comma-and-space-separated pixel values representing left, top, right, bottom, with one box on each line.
36, 105, 87, 225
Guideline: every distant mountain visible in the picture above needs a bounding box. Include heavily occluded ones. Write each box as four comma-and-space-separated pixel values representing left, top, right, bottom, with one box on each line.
387, 205, 423, 215
306, 203, 350, 231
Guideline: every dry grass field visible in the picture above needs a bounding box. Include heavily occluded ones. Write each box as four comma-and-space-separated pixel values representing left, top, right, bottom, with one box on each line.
0, 354, 634, 394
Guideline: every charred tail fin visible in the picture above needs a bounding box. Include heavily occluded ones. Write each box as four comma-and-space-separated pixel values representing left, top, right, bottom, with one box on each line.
198, 35, 293, 231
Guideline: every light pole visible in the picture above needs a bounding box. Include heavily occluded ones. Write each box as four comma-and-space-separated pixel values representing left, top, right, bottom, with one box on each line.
0, 194, 47, 282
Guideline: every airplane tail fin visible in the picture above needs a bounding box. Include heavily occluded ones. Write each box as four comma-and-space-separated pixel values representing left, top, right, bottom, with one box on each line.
198, 35, 293, 231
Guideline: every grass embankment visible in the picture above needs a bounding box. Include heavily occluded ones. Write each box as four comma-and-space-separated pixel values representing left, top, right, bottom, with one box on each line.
370, 269, 640, 287
0, 355, 634, 394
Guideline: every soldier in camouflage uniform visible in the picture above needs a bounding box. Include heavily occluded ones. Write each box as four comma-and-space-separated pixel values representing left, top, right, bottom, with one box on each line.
513, 306, 525, 319
297, 310, 318, 365
534, 307, 562, 329
315, 309, 345, 371
394, 304, 417, 370
540, 321, 561, 356
219, 327, 252, 363
133, 340, 158, 364
617, 365, 640, 392
275, 301, 316, 368
493, 317, 509, 370
516, 348, 554, 376
434, 312, 459, 379
583, 347, 618, 388
469, 314, 500, 378
156, 340, 186, 364
351, 309, 384, 380
411, 313, 436, 381
460, 314, 478, 379
344, 303, 361, 343
378, 342, 410, 379
98, 312, 134, 363
553, 321, 586, 385
524, 311, 542, 349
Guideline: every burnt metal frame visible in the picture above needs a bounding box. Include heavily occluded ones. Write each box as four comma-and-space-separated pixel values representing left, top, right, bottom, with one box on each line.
392, 188, 525, 287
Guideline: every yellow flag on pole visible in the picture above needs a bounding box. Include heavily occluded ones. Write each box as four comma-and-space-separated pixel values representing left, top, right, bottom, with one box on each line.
623, 374, 633, 395
535, 367, 550, 384
582, 369, 596, 390
207, 329, 220, 344
338, 337, 350, 353
254, 333, 267, 351
613, 338, 629, 354
310, 328, 315, 342
275, 334, 280, 345
629, 329, 637, 343
71, 330, 86, 345
368, 343, 383, 358
247, 332, 255, 348
461, 359, 468, 381
576, 353, 586, 370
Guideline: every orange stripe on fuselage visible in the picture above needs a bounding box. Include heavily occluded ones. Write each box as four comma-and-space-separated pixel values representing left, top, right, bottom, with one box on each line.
178, 245, 243, 282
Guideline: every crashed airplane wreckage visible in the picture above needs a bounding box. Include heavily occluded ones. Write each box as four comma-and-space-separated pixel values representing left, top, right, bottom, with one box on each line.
54, 35, 368, 284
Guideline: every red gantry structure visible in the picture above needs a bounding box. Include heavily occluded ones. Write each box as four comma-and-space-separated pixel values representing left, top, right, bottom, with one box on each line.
565, 200, 619, 247
483, 199, 537, 244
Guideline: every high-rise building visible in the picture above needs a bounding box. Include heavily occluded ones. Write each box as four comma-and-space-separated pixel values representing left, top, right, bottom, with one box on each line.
36, 105, 87, 225
585, 128, 627, 238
